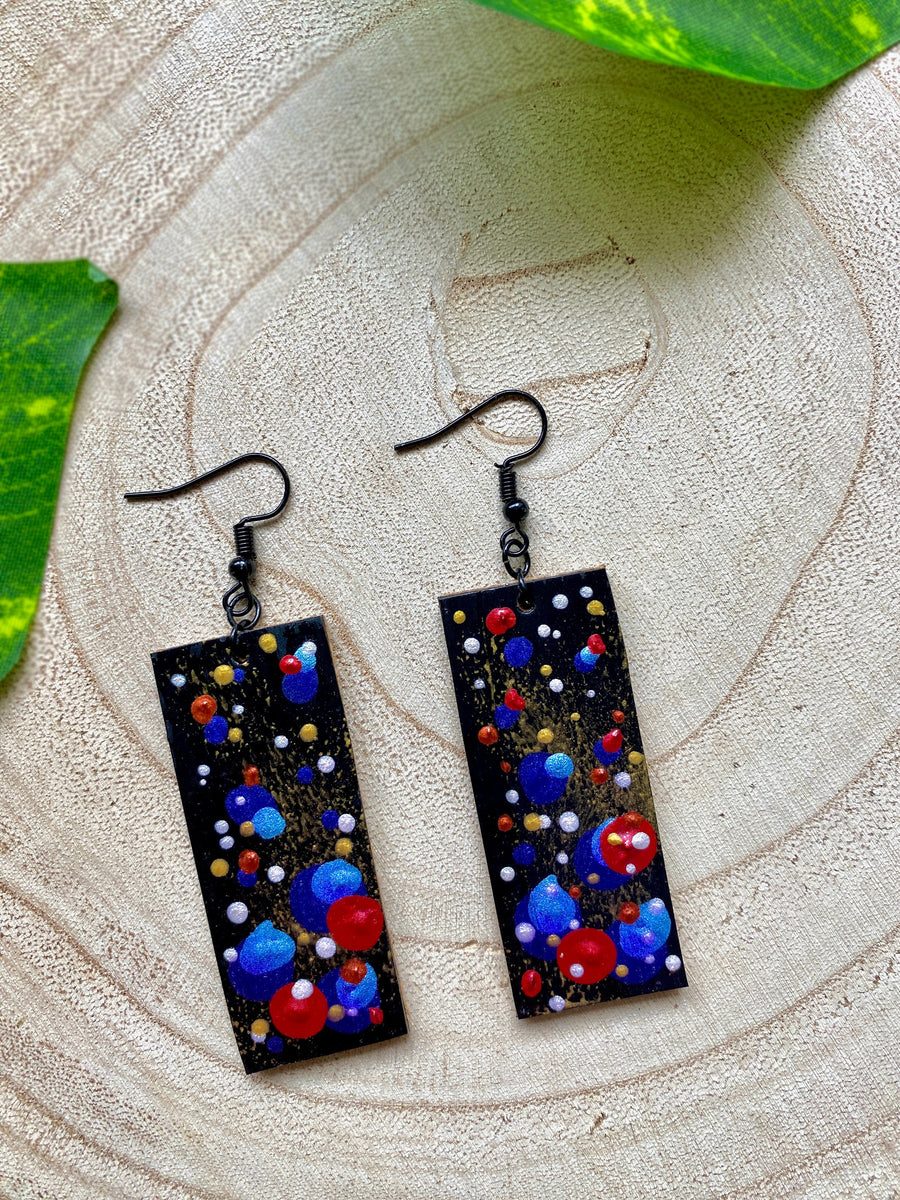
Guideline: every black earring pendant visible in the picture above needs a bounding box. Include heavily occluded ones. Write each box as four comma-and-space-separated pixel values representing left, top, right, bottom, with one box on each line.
396, 393, 687, 1019
126, 454, 406, 1072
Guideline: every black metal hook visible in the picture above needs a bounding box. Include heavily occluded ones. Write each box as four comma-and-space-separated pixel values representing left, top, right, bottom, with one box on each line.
393, 389, 547, 471
124, 453, 291, 640
394, 391, 548, 610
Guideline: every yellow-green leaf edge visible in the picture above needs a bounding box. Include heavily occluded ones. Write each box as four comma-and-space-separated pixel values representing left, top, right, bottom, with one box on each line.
0, 260, 118, 683
470, 0, 900, 87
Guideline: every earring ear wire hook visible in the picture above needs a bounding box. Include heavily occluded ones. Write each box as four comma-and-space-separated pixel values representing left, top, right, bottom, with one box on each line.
394, 390, 547, 611
124, 452, 291, 526
393, 389, 547, 470
124, 452, 291, 641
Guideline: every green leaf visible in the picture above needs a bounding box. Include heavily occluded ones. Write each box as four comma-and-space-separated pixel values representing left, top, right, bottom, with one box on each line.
470, 0, 900, 87
0, 260, 117, 683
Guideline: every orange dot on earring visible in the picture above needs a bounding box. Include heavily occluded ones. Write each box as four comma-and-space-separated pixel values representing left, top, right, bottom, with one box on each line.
612, 709, 625, 724
622, 810, 644, 829
591, 767, 609, 785
191, 695, 217, 724
243, 765, 260, 786
238, 850, 259, 874
617, 902, 640, 924
478, 725, 499, 746
340, 958, 367, 985
497, 814, 514, 832
500, 761, 512, 774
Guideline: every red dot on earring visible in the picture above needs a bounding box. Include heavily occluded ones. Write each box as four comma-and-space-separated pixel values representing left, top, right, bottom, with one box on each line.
486, 607, 517, 635
504, 689, 527, 711
497, 814, 514, 832
243, 764, 260, 786
568, 885, 582, 900
369, 1006, 384, 1025
279, 655, 302, 675
478, 725, 499, 746
238, 849, 259, 874
617, 902, 641, 924
612, 709, 625, 724
587, 634, 606, 655
500, 761, 512, 774
521, 969, 542, 998
340, 958, 367, 985
591, 767, 609, 785
602, 728, 623, 754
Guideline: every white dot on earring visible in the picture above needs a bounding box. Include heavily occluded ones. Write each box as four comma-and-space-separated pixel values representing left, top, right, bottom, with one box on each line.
537, 624, 551, 637
500, 866, 515, 882
226, 902, 248, 924
267, 865, 285, 883
464, 637, 481, 654
292, 979, 314, 999
214, 820, 228, 834
338, 813, 356, 833
274, 735, 288, 749
219, 836, 234, 849
579, 586, 593, 598
548, 995, 565, 1012
315, 937, 336, 958
505, 789, 519, 803
223, 947, 238, 963
552, 594, 568, 610
665, 955, 682, 972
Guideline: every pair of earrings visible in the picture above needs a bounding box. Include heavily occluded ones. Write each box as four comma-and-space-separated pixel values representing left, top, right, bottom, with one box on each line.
127, 390, 686, 1075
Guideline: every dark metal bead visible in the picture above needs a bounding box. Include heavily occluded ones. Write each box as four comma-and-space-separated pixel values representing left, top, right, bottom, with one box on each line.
228, 556, 255, 580
503, 497, 529, 522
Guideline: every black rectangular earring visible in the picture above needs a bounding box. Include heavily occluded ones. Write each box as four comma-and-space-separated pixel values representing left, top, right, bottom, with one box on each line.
125, 454, 406, 1072
396, 393, 687, 1020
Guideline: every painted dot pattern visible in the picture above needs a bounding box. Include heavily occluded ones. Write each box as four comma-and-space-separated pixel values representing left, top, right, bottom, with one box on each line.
150, 616, 407, 1072
440, 568, 686, 1020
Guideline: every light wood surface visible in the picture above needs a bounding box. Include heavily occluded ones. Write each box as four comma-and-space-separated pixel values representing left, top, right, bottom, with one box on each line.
1, 2, 899, 1196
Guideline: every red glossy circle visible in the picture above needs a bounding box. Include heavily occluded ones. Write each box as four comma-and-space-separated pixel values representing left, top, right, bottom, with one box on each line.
587, 634, 606, 655
242, 764, 260, 786
327, 895, 385, 951
599, 813, 658, 875
486, 606, 517, 636
478, 725, 499, 746
279, 655, 302, 675
238, 850, 259, 874
612, 709, 625, 725
568, 885, 582, 900
369, 1006, 384, 1025
190, 695, 217, 725
521, 969, 542, 998
556, 928, 617, 984
497, 814, 514, 832
602, 728, 623, 754
269, 983, 328, 1039
590, 766, 609, 785
500, 761, 512, 774
617, 902, 641, 924
504, 689, 527, 712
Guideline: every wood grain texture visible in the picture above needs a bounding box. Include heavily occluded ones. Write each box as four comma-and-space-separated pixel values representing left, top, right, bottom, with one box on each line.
0, 1, 899, 1195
